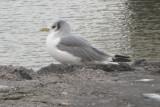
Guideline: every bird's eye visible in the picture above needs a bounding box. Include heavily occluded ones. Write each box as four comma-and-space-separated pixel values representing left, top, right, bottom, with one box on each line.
52, 25, 56, 29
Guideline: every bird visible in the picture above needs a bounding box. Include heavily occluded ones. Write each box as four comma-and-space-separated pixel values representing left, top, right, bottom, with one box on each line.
41, 20, 130, 64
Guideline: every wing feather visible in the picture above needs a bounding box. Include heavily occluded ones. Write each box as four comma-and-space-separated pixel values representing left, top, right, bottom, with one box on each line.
57, 36, 107, 62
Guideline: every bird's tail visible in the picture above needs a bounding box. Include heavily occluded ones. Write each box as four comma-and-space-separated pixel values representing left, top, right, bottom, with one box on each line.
112, 55, 131, 62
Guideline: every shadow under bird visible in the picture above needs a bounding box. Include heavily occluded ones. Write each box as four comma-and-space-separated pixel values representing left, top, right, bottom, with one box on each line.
41, 20, 131, 64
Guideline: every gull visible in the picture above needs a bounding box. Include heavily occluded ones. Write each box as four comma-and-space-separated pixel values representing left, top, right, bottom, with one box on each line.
41, 20, 130, 64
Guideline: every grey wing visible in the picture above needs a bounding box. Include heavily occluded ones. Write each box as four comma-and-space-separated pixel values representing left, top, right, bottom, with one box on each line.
57, 36, 107, 62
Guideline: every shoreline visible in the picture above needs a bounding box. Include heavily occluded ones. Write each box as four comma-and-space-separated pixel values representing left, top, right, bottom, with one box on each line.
0, 60, 160, 107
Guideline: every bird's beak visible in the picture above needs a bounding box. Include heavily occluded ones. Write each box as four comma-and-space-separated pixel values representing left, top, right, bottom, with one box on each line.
40, 27, 50, 32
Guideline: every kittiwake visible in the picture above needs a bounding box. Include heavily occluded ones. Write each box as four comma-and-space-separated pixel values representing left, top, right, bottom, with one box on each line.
41, 20, 130, 64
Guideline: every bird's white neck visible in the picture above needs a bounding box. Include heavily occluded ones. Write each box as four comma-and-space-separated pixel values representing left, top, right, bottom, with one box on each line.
48, 29, 71, 39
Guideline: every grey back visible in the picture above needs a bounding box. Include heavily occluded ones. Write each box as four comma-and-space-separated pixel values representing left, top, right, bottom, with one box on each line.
57, 35, 107, 63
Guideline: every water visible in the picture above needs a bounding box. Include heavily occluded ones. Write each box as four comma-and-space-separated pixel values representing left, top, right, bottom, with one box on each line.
0, 0, 160, 69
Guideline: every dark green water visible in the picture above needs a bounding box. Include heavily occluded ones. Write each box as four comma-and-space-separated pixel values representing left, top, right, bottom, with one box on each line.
0, 0, 159, 69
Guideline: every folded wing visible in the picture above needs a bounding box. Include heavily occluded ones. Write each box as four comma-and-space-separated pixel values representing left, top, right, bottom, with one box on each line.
57, 36, 108, 63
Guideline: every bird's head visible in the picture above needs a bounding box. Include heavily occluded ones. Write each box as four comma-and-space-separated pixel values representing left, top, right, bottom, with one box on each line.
40, 20, 71, 33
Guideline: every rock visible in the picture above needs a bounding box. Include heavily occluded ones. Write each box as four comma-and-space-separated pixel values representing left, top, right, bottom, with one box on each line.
37, 63, 134, 75
0, 61, 160, 107
0, 65, 35, 80
132, 59, 147, 66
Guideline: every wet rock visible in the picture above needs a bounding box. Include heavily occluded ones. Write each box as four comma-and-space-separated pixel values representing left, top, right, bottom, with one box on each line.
132, 59, 147, 66
0, 65, 35, 80
14, 68, 33, 80
0, 61, 160, 107
37, 63, 134, 75
37, 64, 81, 74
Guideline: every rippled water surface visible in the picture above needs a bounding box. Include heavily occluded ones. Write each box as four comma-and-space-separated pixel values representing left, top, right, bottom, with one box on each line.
0, 0, 160, 69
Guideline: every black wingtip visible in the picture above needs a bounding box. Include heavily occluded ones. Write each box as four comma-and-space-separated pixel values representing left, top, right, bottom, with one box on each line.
112, 55, 131, 62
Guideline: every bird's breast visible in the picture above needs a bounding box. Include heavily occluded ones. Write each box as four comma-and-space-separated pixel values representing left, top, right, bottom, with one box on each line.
46, 34, 60, 55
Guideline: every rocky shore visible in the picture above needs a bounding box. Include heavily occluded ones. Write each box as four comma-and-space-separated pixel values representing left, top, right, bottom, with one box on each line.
0, 60, 160, 107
